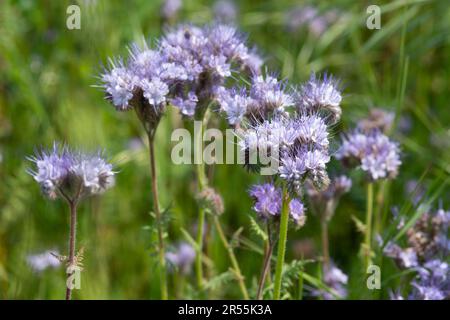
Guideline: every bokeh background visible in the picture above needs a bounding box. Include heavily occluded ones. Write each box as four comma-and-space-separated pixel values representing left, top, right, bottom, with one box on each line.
0, 0, 449, 299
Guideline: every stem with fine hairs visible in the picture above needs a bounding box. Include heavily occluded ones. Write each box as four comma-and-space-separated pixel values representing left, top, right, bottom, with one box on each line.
273, 186, 290, 300
212, 215, 249, 300
321, 218, 330, 271
364, 182, 374, 270
148, 133, 168, 300
65, 200, 77, 300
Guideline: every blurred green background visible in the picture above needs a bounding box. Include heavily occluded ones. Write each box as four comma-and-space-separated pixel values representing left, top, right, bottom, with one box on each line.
0, 0, 449, 299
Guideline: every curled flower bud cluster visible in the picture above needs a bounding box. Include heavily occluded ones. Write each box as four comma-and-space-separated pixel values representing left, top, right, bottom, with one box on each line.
197, 187, 225, 216
384, 208, 449, 300
336, 129, 401, 181
249, 183, 306, 227
100, 24, 262, 130
165, 242, 196, 274
295, 73, 342, 124
28, 143, 115, 201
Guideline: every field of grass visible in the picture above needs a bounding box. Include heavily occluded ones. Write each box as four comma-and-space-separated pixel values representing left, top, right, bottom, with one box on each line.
0, 0, 449, 299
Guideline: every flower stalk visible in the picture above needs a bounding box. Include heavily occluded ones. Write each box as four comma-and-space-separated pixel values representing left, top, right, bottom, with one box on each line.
273, 186, 290, 300
364, 182, 374, 269
212, 215, 249, 300
147, 133, 168, 300
65, 199, 78, 300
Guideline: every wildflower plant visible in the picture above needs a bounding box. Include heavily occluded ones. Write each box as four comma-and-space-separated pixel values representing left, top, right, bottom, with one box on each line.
336, 126, 401, 268
28, 143, 115, 300
100, 23, 262, 298
234, 71, 343, 299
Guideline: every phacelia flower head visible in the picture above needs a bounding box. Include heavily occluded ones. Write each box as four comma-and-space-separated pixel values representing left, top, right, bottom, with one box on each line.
336, 129, 401, 181
100, 23, 261, 132
249, 183, 306, 226
296, 72, 342, 124
28, 143, 115, 201
165, 242, 196, 274
249, 183, 282, 219
239, 112, 331, 191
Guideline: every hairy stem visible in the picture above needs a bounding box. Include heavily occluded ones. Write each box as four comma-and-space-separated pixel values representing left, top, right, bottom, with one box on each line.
148, 133, 168, 300
364, 182, 374, 270
273, 187, 289, 300
213, 215, 249, 300
321, 218, 330, 271
194, 116, 208, 290
66, 201, 77, 300
256, 223, 274, 300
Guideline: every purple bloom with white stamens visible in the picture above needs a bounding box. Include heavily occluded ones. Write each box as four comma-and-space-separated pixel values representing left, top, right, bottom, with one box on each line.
336, 129, 401, 181
216, 87, 250, 125
28, 143, 115, 201
249, 183, 282, 219
101, 62, 138, 111
296, 72, 342, 123
170, 92, 198, 117
289, 198, 306, 226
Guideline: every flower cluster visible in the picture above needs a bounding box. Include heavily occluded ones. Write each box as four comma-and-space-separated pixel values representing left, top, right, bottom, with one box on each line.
336, 129, 401, 181
101, 24, 262, 129
28, 143, 115, 201
240, 112, 331, 191
216, 74, 291, 126
165, 242, 196, 274
384, 208, 449, 300
295, 73, 342, 124
249, 183, 306, 227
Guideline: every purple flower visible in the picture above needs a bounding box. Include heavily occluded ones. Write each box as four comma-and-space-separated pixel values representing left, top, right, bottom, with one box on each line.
248, 74, 293, 117
101, 61, 138, 111
296, 73, 342, 123
28, 143, 115, 201
249, 183, 282, 219
140, 78, 169, 106
216, 87, 250, 125
27, 250, 61, 273
289, 198, 306, 226
166, 242, 196, 274
336, 129, 401, 181
170, 92, 198, 117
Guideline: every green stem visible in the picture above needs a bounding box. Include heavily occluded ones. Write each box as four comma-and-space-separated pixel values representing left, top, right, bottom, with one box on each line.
194, 115, 208, 290
213, 216, 249, 300
65, 200, 77, 300
321, 218, 330, 272
364, 182, 374, 270
148, 134, 168, 300
273, 187, 289, 300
